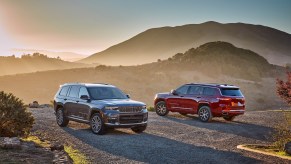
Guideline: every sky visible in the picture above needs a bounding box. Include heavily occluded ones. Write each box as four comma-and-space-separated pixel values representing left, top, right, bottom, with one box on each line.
0, 0, 291, 56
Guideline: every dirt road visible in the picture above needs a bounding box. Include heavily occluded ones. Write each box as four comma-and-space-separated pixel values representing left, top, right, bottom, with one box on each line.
30, 108, 289, 163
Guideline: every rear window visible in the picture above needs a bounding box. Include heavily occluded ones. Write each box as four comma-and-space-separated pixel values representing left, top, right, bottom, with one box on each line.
59, 86, 69, 96
220, 88, 242, 96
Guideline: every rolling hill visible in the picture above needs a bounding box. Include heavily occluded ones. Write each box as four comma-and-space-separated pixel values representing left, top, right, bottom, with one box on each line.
80, 21, 291, 66
0, 42, 285, 110
0, 53, 91, 76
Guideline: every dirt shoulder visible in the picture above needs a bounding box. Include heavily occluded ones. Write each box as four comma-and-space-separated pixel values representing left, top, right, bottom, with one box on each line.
29, 107, 290, 163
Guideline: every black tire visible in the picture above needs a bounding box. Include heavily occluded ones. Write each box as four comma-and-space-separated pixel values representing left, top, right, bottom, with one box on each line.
56, 108, 69, 127
90, 113, 106, 135
179, 112, 187, 116
131, 126, 147, 133
155, 101, 169, 116
223, 116, 235, 121
198, 106, 213, 122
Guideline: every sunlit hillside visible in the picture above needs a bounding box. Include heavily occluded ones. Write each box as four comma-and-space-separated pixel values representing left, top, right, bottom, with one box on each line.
0, 42, 286, 110
80, 22, 291, 66
0, 53, 92, 76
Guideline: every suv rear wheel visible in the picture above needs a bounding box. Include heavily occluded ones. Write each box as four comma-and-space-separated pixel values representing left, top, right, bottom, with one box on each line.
155, 101, 169, 116
131, 126, 147, 133
56, 108, 69, 127
90, 113, 106, 135
223, 116, 235, 121
198, 106, 212, 122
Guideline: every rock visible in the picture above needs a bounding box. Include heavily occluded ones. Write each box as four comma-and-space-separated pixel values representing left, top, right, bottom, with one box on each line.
0, 137, 21, 149
284, 142, 291, 155
29, 101, 39, 108
50, 144, 64, 151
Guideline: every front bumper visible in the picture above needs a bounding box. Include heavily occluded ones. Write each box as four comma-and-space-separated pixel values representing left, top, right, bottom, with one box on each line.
103, 109, 148, 128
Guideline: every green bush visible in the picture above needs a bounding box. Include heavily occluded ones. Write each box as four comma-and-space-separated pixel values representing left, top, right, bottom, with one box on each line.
147, 106, 155, 112
273, 111, 291, 151
0, 91, 34, 137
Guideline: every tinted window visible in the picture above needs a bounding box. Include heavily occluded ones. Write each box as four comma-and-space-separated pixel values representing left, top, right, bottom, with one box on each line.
176, 85, 189, 95
68, 86, 80, 98
88, 87, 127, 100
59, 86, 69, 96
203, 87, 216, 96
188, 86, 203, 95
220, 88, 243, 96
79, 87, 89, 98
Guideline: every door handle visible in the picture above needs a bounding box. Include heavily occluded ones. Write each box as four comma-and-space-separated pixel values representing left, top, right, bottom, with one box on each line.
64, 98, 67, 101
196, 96, 201, 98
76, 100, 79, 103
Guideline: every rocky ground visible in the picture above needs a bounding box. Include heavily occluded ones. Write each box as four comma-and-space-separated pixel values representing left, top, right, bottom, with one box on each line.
29, 107, 290, 164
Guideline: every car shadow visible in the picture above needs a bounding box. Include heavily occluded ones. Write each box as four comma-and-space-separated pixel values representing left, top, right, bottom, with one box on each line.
63, 127, 261, 163
164, 114, 274, 141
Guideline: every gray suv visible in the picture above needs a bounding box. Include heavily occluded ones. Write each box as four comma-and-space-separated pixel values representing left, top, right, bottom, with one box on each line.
54, 83, 148, 134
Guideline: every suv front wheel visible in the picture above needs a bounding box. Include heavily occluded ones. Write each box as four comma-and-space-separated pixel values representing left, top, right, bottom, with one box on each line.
90, 113, 106, 135
155, 101, 169, 116
56, 108, 69, 127
198, 106, 213, 122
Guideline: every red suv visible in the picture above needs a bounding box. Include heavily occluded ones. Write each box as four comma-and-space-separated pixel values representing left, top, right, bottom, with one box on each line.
154, 83, 245, 122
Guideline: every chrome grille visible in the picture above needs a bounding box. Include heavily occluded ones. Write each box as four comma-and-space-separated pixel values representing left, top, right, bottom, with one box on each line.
118, 106, 142, 113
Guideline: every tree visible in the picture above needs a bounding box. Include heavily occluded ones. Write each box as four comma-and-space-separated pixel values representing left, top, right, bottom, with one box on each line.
276, 71, 291, 105
0, 91, 34, 137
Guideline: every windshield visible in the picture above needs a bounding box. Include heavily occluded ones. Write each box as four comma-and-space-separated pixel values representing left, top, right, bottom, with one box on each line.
220, 88, 243, 96
88, 87, 128, 100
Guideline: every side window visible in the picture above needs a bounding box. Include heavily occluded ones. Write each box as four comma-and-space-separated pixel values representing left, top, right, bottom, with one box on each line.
203, 87, 216, 96
68, 86, 80, 98
59, 86, 69, 96
188, 86, 203, 95
79, 87, 89, 98
176, 85, 189, 95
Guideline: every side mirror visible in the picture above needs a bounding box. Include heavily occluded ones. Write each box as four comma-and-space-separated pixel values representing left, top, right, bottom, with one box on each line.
126, 94, 130, 98
80, 95, 90, 100
171, 89, 178, 95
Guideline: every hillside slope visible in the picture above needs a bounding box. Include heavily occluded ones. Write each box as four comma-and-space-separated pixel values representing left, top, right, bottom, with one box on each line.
80, 21, 291, 66
0, 42, 285, 110
0, 53, 90, 76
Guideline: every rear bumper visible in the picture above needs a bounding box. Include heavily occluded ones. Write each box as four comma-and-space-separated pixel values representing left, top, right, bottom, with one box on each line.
222, 109, 245, 116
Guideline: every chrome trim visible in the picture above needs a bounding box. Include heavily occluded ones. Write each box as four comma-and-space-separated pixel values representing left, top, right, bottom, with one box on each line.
171, 107, 193, 110
67, 116, 90, 123
105, 121, 147, 126
222, 110, 245, 112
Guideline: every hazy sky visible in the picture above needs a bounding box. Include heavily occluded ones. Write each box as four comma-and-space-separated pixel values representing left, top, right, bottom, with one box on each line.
0, 0, 290, 56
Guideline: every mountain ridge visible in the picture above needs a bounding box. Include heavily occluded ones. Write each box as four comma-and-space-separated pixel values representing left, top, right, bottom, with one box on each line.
80, 22, 291, 66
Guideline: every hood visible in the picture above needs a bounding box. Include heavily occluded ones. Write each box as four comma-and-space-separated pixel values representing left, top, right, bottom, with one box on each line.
156, 92, 171, 98
90, 99, 145, 107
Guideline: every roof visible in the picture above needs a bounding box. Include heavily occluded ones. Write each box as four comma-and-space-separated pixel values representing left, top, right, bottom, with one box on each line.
185, 83, 239, 88
61, 83, 114, 87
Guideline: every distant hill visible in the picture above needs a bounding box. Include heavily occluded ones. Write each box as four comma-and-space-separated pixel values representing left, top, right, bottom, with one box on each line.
0, 42, 285, 110
11, 49, 88, 62
0, 53, 90, 76
80, 21, 291, 66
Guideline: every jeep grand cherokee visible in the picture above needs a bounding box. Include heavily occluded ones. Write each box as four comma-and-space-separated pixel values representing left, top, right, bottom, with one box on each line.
54, 83, 148, 134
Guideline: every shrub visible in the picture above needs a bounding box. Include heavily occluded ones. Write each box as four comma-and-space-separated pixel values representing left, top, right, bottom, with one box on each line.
273, 112, 291, 151
274, 71, 291, 150
147, 106, 155, 112
0, 91, 34, 137
276, 71, 291, 105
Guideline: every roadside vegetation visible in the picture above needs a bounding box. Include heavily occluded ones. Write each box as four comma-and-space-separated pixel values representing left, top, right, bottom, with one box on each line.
244, 70, 291, 157
0, 91, 34, 137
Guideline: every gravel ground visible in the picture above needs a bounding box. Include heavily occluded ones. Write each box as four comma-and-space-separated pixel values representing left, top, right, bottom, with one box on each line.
29, 108, 290, 164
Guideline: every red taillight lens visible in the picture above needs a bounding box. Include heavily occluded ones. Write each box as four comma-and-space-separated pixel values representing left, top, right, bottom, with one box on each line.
217, 98, 231, 101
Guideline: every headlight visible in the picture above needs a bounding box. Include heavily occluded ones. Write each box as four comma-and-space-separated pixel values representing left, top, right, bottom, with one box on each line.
142, 105, 147, 109
104, 106, 118, 110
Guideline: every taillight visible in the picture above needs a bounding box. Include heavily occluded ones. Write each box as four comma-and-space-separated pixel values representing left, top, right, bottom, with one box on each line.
217, 98, 231, 101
